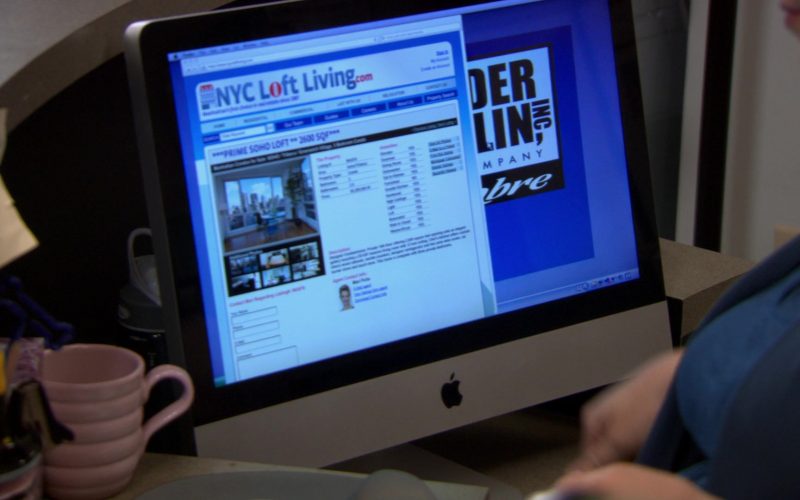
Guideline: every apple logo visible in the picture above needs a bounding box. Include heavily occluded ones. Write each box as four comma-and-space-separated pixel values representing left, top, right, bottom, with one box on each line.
440, 372, 463, 408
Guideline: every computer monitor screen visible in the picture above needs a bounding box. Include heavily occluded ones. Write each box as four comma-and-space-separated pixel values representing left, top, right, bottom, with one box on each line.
125, 0, 670, 466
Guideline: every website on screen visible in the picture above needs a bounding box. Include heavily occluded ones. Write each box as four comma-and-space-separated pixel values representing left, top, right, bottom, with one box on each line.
169, 1, 642, 385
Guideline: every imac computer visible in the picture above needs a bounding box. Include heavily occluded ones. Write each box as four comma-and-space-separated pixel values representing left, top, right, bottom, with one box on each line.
125, 0, 671, 467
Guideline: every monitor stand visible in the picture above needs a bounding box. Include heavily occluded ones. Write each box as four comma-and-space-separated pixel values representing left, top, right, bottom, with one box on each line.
331, 442, 523, 500
329, 398, 589, 500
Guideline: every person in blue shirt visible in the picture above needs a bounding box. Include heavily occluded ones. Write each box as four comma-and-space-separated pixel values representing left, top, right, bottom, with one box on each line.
554, 3, 800, 498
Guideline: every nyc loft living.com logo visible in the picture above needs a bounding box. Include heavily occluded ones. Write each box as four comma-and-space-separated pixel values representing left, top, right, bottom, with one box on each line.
198, 67, 375, 113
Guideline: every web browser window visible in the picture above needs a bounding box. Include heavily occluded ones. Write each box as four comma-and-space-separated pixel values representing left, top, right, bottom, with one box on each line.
167, 0, 641, 386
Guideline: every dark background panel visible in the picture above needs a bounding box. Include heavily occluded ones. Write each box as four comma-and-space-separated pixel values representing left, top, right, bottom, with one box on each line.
2, 54, 148, 344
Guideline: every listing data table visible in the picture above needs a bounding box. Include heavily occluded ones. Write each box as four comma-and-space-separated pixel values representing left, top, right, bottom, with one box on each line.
317, 154, 379, 199
315, 127, 464, 234
381, 142, 428, 234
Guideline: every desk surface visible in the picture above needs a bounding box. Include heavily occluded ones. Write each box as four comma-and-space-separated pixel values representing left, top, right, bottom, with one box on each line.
113, 453, 490, 500
110, 407, 575, 499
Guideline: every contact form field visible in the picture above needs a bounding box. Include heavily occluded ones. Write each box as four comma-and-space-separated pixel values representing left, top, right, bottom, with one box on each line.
231, 306, 279, 339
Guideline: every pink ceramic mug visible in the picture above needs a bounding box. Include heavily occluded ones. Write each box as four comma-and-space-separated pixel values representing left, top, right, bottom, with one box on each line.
41, 344, 194, 499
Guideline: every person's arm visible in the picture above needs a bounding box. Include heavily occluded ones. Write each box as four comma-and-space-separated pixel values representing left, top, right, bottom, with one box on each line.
566, 349, 683, 472
555, 462, 719, 500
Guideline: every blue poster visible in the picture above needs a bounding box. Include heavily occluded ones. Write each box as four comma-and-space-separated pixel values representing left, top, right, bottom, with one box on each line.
464, 20, 594, 282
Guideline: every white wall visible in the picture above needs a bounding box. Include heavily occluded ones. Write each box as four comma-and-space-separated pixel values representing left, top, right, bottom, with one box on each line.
677, 0, 800, 261
722, 0, 800, 260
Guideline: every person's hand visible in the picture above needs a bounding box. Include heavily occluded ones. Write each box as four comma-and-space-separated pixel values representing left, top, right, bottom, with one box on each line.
566, 350, 683, 472
554, 463, 718, 500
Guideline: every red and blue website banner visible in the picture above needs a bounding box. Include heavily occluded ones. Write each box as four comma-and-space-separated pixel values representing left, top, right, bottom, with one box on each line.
464, 19, 593, 283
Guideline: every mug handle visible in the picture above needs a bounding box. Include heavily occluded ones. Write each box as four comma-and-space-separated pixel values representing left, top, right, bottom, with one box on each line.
141, 364, 195, 442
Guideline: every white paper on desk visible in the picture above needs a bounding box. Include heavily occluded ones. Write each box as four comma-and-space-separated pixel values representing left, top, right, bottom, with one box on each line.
0, 107, 38, 269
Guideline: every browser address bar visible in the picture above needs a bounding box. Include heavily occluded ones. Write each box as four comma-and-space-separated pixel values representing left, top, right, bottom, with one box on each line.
182, 22, 462, 76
